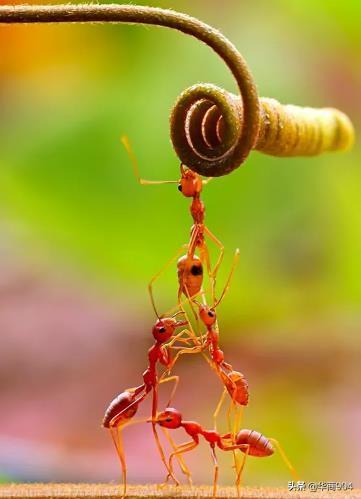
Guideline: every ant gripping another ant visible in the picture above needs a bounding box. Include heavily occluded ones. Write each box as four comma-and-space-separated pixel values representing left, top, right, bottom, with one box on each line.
102, 307, 197, 495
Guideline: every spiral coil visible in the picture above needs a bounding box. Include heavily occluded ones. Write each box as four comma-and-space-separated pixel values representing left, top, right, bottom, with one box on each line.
0, 3, 355, 177
170, 85, 354, 177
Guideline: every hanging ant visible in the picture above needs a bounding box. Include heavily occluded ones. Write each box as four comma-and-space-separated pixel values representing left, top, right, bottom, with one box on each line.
151, 407, 299, 499
121, 136, 224, 316
102, 312, 192, 496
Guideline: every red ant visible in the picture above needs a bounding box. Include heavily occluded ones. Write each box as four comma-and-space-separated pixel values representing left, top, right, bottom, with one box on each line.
121, 136, 224, 315
168, 248, 249, 429
151, 407, 299, 498
102, 312, 192, 495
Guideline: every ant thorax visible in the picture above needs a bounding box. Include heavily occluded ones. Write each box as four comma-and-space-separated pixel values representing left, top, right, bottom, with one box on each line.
190, 197, 205, 224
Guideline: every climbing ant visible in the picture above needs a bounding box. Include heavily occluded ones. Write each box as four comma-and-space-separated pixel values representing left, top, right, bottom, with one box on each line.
102, 311, 192, 495
151, 407, 299, 498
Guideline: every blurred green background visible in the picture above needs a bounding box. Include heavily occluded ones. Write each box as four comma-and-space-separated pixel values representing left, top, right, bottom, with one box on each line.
0, 0, 360, 488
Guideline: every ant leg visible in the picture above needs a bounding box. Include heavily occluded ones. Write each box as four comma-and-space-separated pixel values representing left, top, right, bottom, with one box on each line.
210, 445, 219, 499
187, 224, 201, 258
227, 401, 244, 443
162, 427, 193, 486
121, 136, 178, 186
202, 177, 213, 185
108, 416, 149, 496
235, 445, 250, 496
182, 284, 200, 343
225, 399, 241, 484
230, 402, 245, 483
167, 345, 204, 373
165, 329, 194, 353
149, 244, 187, 317
183, 286, 203, 341
214, 248, 240, 308
178, 286, 201, 345
162, 288, 203, 318
151, 385, 180, 485
159, 375, 179, 407
198, 242, 218, 306
154, 370, 192, 484
234, 405, 243, 436
203, 226, 224, 295
167, 440, 199, 483
269, 438, 299, 481
110, 426, 127, 498
213, 388, 227, 431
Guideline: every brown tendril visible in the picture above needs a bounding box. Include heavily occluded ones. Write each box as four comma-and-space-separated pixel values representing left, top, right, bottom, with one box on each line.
0, 4, 355, 177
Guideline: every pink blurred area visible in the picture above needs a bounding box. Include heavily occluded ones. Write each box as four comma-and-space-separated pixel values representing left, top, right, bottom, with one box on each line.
0, 256, 360, 485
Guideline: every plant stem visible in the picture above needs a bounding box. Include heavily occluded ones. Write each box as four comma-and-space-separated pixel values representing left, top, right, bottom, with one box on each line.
0, 4, 354, 176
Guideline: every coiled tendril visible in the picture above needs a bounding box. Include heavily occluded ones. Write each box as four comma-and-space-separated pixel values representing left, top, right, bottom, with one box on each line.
0, 3, 355, 177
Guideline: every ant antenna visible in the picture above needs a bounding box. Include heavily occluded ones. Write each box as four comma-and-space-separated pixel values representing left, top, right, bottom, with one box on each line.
172, 310, 186, 319
213, 248, 240, 308
148, 281, 161, 319
161, 288, 204, 318
121, 135, 178, 185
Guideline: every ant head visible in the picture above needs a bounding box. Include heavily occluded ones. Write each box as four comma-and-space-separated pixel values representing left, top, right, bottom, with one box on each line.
178, 164, 202, 198
152, 315, 187, 343
152, 318, 177, 342
198, 304, 217, 326
155, 408, 182, 429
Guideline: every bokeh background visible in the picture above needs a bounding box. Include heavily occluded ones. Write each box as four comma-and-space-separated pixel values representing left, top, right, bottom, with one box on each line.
0, 0, 360, 488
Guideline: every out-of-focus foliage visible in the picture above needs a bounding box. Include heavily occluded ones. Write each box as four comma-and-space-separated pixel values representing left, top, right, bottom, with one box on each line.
0, 0, 360, 488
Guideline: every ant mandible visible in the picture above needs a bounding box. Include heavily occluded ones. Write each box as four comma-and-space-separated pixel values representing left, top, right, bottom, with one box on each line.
151, 407, 299, 499
102, 310, 192, 495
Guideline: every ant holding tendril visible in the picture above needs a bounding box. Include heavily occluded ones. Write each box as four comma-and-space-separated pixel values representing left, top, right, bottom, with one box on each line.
121, 136, 224, 313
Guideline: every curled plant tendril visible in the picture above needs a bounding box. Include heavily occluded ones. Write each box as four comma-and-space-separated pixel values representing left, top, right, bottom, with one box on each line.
0, 3, 355, 177
172, 89, 355, 176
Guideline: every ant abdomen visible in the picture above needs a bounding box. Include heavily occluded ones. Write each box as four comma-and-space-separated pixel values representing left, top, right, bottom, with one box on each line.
177, 254, 203, 298
102, 390, 139, 428
236, 429, 274, 457
221, 370, 249, 406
